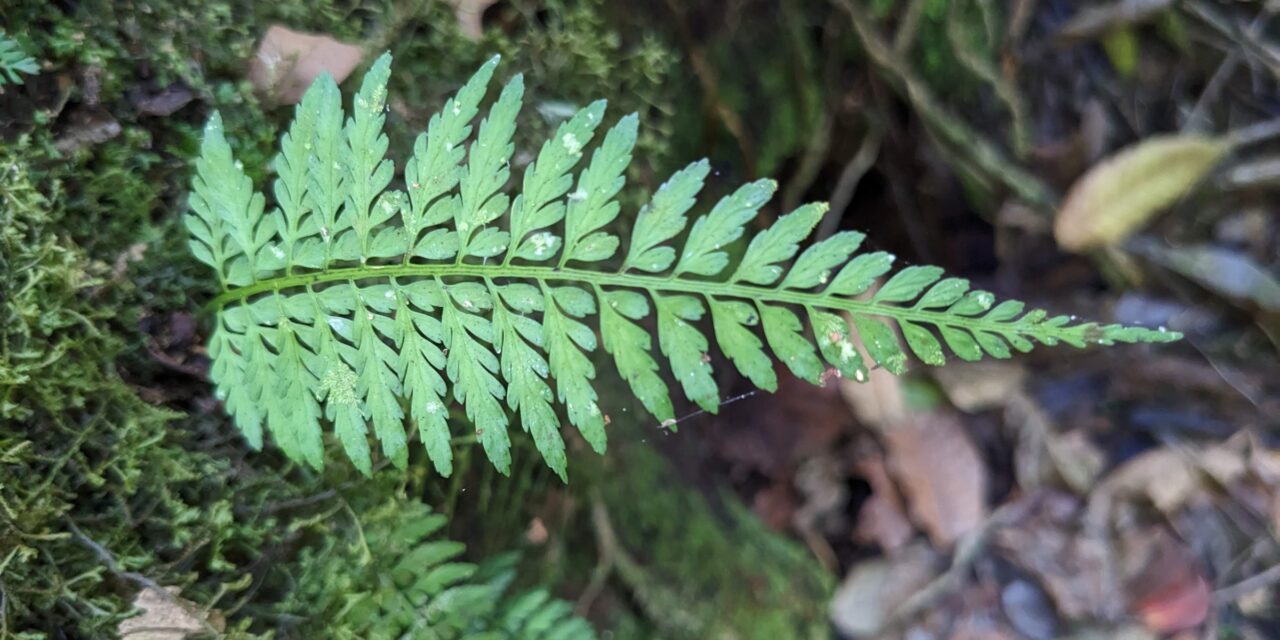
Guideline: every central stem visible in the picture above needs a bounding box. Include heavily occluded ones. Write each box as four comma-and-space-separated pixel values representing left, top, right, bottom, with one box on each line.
210, 263, 1059, 338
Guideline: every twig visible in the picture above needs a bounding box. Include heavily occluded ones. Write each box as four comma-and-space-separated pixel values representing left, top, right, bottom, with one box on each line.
22, 415, 98, 511
1, 578, 8, 639
975, 0, 1000, 43
782, 111, 835, 213
581, 490, 702, 634
575, 490, 618, 615
663, 0, 756, 178
1006, 0, 1039, 47
1214, 563, 1280, 604
1185, 5, 1277, 132
1186, 52, 1242, 133
877, 498, 1032, 634
1056, 0, 1175, 41
947, 0, 1032, 158
782, 11, 846, 214
835, 0, 1058, 212
1183, 0, 1280, 79
1183, 335, 1263, 408
893, 0, 928, 54
146, 341, 207, 378
255, 489, 338, 516
818, 129, 883, 240
1227, 117, 1280, 147
67, 521, 220, 636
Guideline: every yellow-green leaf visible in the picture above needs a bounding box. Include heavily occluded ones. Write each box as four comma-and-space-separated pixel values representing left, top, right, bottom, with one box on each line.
1054, 135, 1229, 252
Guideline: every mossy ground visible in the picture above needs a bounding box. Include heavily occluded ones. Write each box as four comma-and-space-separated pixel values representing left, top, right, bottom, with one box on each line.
1, 1, 829, 637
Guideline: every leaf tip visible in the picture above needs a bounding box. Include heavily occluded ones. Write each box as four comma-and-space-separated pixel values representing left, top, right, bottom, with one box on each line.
615, 112, 641, 137
204, 111, 225, 135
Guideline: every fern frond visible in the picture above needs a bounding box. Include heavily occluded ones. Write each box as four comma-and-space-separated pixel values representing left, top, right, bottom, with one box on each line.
190, 53, 1181, 479
293, 499, 595, 639
0, 32, 37, 86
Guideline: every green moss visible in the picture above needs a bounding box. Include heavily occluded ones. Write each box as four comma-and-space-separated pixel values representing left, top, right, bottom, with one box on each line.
1, 0, 683, 635
587, 442, 834, 639
0, 138, 285, 637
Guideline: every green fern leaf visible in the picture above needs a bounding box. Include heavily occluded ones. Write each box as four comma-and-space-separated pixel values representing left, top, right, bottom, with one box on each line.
293, 499, 595, 639
191, 53, 1181, 479
497, 589, 596, 639
0, 32, 38, 86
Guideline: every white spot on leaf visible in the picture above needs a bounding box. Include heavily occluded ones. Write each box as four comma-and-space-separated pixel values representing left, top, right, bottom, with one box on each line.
839, 341, 856, 361
562, 132, 582, 156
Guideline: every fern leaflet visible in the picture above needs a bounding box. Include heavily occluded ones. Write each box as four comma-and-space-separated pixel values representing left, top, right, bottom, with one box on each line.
291, 499, 595, 639
189, 53, 1180, 480
0, 31, 37, 86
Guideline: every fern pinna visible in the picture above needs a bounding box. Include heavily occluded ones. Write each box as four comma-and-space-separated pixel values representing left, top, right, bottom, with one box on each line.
0, 31, 38, 85
291, 498, 594, 639
188, 53, 1179, 480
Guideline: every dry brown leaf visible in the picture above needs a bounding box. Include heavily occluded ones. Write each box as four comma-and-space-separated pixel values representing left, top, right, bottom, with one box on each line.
1097, 434, 1254, 516
117, 586, 222, 639
838, 360, 908, 429
793, 454, 849, 538
1124, 530, 1210, 634
1132, 572, 1210, 633
450, 0, 497, 41
1067, 626, 1159, 640
994, 490, 1125, 621
853, 454, 916, 552
54, 106, 121, 153
249, 25, 364, 105
949, 618, 1020, 640
1247, 433, 1280, 483
884, 411, 989, 548
1054, 134, 1229, 252
1249, 440, 1280, 532
828, 541, 943, 638
1008, 393, 1104, 494
713, 374, 848, 478
932, 361, 1026, 413
1045, 430, 1106, 494
752, 481, 797, 532
1101, 448, 1203, 515
525, 516, 548, 545
127, 83, 194, 117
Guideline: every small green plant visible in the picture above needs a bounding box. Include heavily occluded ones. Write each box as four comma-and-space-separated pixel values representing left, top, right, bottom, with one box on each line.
188, 53, 1179, 480
287, 498, 594, 639
0, 31, 38, 85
